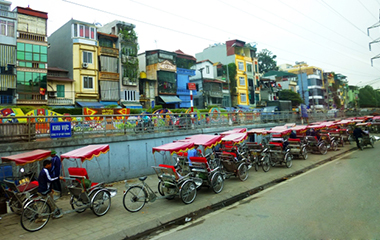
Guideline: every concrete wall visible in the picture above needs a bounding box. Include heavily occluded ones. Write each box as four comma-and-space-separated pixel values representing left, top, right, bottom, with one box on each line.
0, 123, 275, 183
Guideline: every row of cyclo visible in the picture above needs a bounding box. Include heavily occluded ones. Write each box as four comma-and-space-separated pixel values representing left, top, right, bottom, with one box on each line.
0, 117, 376, 232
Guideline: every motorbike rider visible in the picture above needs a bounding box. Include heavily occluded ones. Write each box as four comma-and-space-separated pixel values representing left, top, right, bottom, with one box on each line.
353, 125, 367, 150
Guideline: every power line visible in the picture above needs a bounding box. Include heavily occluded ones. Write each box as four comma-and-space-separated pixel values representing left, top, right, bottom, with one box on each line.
357, 0, 378, 20
61, 0, 379, 82
317, 0, 373, 38
276, 0, 369, 50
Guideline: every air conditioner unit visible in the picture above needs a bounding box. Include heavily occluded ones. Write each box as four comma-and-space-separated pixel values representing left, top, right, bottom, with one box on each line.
48, 92, 57, 98
82, 62, 88, 68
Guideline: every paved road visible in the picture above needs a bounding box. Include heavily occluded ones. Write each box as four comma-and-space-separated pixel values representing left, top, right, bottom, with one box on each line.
149, 145, 380, 240
0, 141, 362, 240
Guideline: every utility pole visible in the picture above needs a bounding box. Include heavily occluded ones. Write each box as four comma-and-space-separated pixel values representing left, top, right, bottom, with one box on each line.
368, 10, 380, 66
226, 64, 231, 108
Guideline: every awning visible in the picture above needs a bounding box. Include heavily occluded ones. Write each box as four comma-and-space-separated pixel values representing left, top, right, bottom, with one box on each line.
61, 144, 110, 163
100, 101, 121, 108
50, 105, 75, 109
159, 95, 182, 104
121, 101, 143, 109
1, 150, 51, 166
76, 101, 104, 108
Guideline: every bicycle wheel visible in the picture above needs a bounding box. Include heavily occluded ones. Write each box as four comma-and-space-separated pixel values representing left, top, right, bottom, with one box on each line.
237, 163, 249, 181
180, 181, 197, 204
70, 195, 87, 213
21, 199, 51, 232
319, 143, 327, 155
332, 141, 338, 151
285, 153, 293, 168
211, 172, 224, 194
262, 155, 271, 172
123, 186, 147, 212
301, 147, 308, 160
91, 190, 111, 217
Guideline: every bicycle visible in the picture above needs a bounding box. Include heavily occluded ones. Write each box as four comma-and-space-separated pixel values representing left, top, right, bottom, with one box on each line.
123, 168, 197, 213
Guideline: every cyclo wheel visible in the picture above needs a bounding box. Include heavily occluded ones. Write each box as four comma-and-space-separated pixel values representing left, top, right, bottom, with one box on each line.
319, 143, 327, 155
158, 180, 175, 200
370, 137, 375, 148
237, 163, 249, 181
301, 147, 308, 160
285, 153, 293, 168
211, 172, 224, 194
180, 181, 197, 204
332, 141, 338, 151
262, 155, 271, 172
9, 197, 23, 214
21, 199, 51, 232
123, 186, 147, 212
91, 190, 111, 216
70, 195, 87, 213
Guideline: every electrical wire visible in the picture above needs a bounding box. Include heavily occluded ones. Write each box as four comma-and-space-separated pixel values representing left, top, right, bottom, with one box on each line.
60, 0, 379, 82
357, 0, 379, 20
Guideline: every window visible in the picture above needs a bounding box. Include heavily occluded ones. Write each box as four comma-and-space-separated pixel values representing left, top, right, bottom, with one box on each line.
206, 66, 210, 74
238, 61, 244, 71
122, 90, 137, 101
246, 63, 252, 73
16, 42, 47, 63
57, 85, 65, 97
83, 51, 93, 64
240, 93, 247, 102
0, 20, 15, 37
83, 76, 93, 89
73, 23, 96, 40
239, 76, 245, 86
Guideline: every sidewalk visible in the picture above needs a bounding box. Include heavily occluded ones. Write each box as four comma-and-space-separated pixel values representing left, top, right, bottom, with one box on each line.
1, 143, 358, 240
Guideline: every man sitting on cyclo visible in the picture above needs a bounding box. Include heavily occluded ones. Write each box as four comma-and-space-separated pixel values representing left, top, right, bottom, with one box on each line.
353, 126, 368, 150
38, 160, 64, 218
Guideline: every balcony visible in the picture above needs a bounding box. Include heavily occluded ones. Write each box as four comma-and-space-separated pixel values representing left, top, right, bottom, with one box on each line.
48, 98, 74, 105
0, 10, 17, 19
100, 47, 119, 57
16, 93, 47, 105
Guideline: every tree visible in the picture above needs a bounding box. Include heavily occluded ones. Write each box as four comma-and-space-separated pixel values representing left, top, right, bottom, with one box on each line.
359, 85, 380, 107
222, 63, 237, 106
278, 89, 303, 107
257, 49, 278, 73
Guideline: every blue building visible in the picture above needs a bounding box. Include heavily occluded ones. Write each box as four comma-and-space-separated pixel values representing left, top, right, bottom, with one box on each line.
175, 50, 196, 108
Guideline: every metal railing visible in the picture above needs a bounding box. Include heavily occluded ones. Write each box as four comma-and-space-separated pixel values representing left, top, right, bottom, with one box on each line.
0, 109, 366, 143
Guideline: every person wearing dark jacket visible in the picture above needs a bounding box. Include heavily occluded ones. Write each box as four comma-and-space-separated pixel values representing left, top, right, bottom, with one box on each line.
353, 126, 367, 150
38, 160, 63, 218
50, 150, 62, 194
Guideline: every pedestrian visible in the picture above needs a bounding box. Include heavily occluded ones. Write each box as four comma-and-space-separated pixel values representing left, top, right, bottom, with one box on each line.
38, 159, 63, 218
187, 145, 199, 166
50, 150, 62, 196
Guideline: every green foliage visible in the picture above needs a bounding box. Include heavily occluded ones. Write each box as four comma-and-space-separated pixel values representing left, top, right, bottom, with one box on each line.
359, 85, 380, 107
257, 49, 278, 74
278, 90, 304, 107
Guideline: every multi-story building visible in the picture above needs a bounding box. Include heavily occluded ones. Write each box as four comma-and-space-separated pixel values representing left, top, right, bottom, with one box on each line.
195, 40, 259, 108
0, 0, 17, 104
138, 50, 181, 109
287, 62, 326, 109
14, 6, 48, 105
99, 20, 141, 109
175, 50, 196, 108
48, 19, 101, 108
261, 70, 298, 100
190, 60, 223, 109
46, 67, 75, 107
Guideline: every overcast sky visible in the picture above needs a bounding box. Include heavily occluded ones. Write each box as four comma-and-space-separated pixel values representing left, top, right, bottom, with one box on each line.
8, 0, 380, 88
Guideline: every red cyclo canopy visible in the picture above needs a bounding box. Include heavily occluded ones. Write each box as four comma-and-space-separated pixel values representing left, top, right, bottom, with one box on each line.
179, 134, 222, 149
61, 145, 110, 162
221, 132, 247, 143
152, 141, 194, 155
1, 150, 51, 166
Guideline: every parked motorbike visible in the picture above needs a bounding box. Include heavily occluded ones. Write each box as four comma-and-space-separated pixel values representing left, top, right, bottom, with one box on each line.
134, 117, 154, 133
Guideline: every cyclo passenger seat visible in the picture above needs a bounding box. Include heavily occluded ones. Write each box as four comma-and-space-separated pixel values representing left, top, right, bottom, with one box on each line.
68, 167, 99, 190
158, 164, 181, 180
189, 157, 212, 172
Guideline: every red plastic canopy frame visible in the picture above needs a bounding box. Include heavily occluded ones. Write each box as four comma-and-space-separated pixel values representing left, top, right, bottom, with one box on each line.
152, 141, 195, 155
61, 144, 110, 162
1, 150, 51, 166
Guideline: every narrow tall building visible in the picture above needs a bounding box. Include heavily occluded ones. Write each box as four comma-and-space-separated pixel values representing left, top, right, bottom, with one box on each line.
14, 6, 48, 105
0, 0, 17, 104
